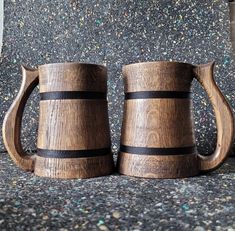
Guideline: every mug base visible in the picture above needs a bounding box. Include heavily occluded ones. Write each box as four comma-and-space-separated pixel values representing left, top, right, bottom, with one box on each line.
34, 154, 114, 179
117, 152, 199, 179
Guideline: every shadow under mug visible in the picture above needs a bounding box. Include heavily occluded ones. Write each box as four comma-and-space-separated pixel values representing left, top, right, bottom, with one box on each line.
118, 61, 234, 178
3, 62, 114, 179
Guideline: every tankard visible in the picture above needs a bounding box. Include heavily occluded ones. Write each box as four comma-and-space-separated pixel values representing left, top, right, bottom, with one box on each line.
3, 63, 114, 179
118, 61, 234, 178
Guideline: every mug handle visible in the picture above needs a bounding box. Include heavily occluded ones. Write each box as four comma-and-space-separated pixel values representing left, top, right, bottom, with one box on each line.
193, 62, 234, 172
2, 66, 39, 172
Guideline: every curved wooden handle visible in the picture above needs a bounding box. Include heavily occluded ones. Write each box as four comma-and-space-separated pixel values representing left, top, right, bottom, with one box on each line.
193, 62, 234, 172
2, 66, 39, 171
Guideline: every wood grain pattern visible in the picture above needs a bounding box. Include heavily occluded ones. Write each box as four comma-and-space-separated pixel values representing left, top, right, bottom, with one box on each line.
118, 153, 199, 178
38, 100, 110, 150
3, 63, 114, 178
2, 66, 39, 171
121, 99, 195, 148
37, 63, 114, 178
118, 61, 234, 178
193, 62, 234, 172
34, 155, 113, 179
122, 61, 193, 92
39, 63, 107, 93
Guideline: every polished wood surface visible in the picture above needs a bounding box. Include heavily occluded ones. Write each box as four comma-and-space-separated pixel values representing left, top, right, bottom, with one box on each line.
118, 153, 199, 178
122, 61, 192, 92
3, 63, 114, 179
39, 63, 107, 93
194, 62, 234, 172
37, 100, 110, 150
121, 99, 194, 148
2, 66, 38, 171
118, 61, 234, 178
34, 155, 113, 179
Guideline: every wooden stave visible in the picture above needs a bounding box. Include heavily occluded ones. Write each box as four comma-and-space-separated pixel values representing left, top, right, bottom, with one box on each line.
34, 63, 114, 178
118, 62, 198, 178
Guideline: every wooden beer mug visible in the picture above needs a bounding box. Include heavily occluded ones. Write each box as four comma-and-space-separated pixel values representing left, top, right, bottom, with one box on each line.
118, 61, 234, 178
3, 63, 114, 179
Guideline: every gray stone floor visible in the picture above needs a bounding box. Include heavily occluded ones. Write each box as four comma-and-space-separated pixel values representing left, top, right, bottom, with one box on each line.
0, 153, 234, 230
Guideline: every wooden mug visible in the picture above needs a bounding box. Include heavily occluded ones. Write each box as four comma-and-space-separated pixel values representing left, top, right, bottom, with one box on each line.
2, 63, 114, 179
118, 61, 234, 178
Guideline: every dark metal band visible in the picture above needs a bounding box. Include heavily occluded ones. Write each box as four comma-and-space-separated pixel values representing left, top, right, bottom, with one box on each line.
37, 147, 111, 158
120, 145, 196, 155
40, 91, 107, 100
125, 91, 192, 100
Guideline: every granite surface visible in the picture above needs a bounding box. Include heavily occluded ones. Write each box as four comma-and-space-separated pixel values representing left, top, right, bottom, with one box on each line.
0, 0, 234, 155
0, 153, 234, 230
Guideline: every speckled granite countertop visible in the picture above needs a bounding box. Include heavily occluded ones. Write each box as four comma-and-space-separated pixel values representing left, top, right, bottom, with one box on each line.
0, 153, 234, 231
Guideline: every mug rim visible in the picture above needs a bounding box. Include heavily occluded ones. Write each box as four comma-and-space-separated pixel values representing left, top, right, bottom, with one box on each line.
38, 62, 106, 69
123, 60, 195, 69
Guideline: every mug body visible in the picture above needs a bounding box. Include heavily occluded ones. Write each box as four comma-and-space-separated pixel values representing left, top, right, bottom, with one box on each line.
118, 61, 199, 178
34, 63, 114, 178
